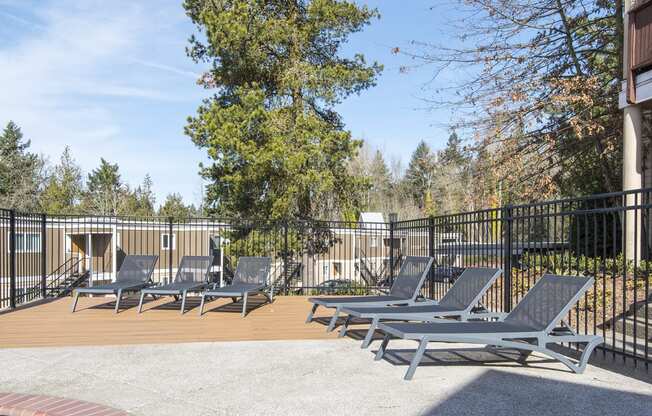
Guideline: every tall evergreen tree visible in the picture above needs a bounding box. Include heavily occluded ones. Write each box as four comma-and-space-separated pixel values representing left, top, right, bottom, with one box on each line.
368, 150, 392, 211
404, 140, 436, 212
119, 174, 156, 217
184, 0, 382, 220
82, 158, 124, 216
158, 193, 196, 220
40, 146, 83, 214
441, 131, 465, 164
0, 121, 43, 210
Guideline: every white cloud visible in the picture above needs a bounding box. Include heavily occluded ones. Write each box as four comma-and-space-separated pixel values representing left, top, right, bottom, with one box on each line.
0, 1, 210, 206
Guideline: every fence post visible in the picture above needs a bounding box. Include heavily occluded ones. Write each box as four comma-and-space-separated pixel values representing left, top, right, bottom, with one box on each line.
502, 205, 513, 312
41, 213, 47, 299
9, 210, 16, 309
389, 218, 395, 280
428, 216, 435, 299
168, 217, 173, 284
283, 221, 289, 295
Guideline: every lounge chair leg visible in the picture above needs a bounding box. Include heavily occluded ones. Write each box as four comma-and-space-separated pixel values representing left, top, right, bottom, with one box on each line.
375, 334, 391, 361
338, 315, 351, 338
114, 290, 122, 314
71, 291, 80, 313
231, 297, 237, 303
327, 307, 340, 332
404, 339, 428, 381
180, 291, 187, 314
138, 292, 146, 314
306, 303, 318, 323
362, 317, 380, 349
199, 294, 206, 317
575, 337, 603, 373
241, 293, 248, 317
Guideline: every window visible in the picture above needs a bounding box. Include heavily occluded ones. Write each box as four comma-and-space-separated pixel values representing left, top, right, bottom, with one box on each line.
333, 262, 342, 278
322, 263, 330, 278
10, 232, 41, 253
161, 233, 176, 250
370, 237, 378, 248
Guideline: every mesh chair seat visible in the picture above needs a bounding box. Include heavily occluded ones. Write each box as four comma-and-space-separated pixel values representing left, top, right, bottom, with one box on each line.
309, 295, 404, 305
437, 267, 501, 310
142, 281, 207, 294
204, 283, 265, 295
198, 257, 273, 317
388, 256, 435, 300
72, 255, 159, 314
77, 280, 149, 294
344, 303, 460, 317
381, 321, 538, 338
504, 274, 593, 332
137, 255, 213, 314
374, 274, 602, 380
115, 255, 159, 283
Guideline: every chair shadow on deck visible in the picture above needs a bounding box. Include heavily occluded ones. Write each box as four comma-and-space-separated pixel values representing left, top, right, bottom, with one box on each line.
202, 295, 270, 315
311, 316, 372, 330
86, 297, 144, 313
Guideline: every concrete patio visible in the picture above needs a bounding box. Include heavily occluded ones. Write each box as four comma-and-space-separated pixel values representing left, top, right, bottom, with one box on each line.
1, 338, 651, 416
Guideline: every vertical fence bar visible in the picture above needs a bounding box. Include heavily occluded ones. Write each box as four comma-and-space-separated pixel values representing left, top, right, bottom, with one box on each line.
389, 219, 395, 279
40, 213, 47, 299
168, 217, 173, 284
428, 216, 435, 299
502, 205, 513, 312
9, 209, 16, 309
283, 221, 289, 295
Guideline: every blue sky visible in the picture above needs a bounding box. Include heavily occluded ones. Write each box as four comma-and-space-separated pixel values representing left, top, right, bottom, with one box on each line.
0, 0, 458, 207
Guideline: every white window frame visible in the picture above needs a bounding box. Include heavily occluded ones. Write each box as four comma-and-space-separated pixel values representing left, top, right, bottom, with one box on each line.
370, 237, 378, 248
9, 232, 41, 253
161, 233, 176, 251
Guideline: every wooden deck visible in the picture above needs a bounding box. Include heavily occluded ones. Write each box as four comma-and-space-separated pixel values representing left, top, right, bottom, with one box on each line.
0, 295, 337, 348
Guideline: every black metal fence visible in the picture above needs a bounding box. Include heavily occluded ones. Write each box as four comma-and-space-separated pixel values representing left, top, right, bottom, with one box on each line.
1, 188, 651, 370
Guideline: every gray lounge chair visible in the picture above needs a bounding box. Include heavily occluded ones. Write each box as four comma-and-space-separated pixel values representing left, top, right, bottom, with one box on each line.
198, 256, 272, 317
375, 274, 604, 380
137, 256, 213, 314
306, 256, 435, 332
340, 267, 502, 348
71, 255, 159, 313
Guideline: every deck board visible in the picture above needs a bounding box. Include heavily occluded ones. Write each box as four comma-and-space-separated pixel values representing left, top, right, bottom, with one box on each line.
0, 295, 337, 348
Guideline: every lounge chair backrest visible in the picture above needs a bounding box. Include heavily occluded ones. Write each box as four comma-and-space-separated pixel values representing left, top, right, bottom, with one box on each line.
232, 256, 272, 286
504, 274, 594, 332
116, 255, 158, 283
388, 256, 434, 300
175, 256, 213, 283
438, 267, 502, 310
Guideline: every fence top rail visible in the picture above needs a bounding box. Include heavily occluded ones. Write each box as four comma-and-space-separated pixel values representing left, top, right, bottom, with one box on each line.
3, 186, 652, 227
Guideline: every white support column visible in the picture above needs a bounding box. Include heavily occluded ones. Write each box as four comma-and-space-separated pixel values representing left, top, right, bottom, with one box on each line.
623, 0, 644, 262
85, 233, 93, 286
623, 105, 644, 261
112, 225, 118, 281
